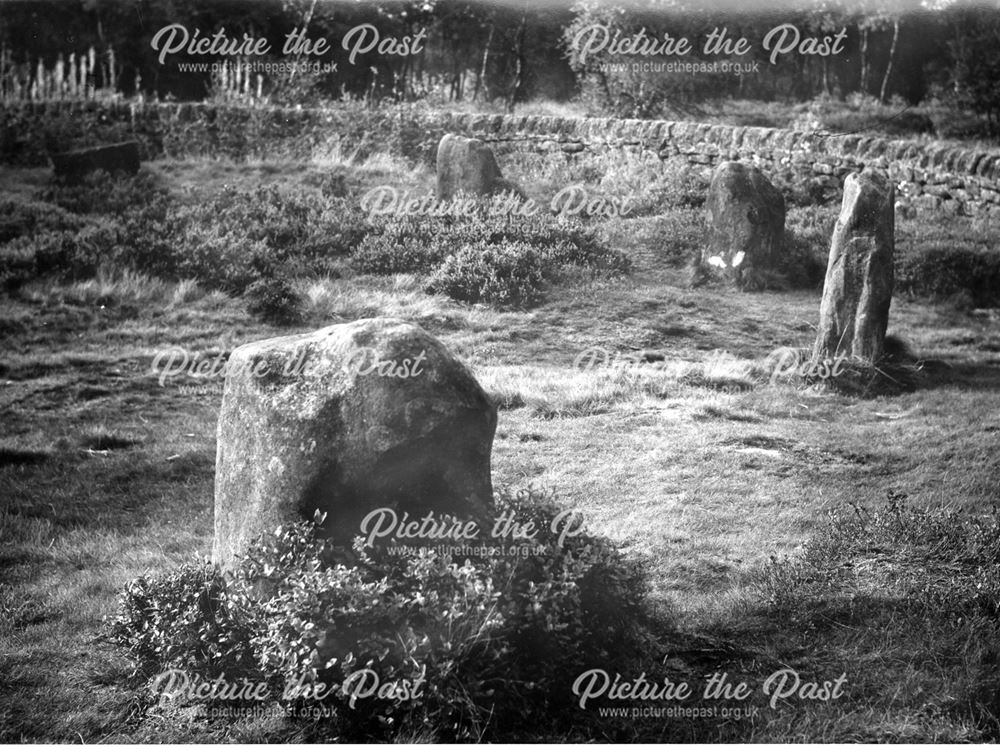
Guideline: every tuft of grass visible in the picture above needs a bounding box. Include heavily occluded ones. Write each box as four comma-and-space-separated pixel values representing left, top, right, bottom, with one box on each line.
292, 275, 505, 332
732, 491, 1000, 740
478, 358, 761, 419
78, 425, 141, 452
61, 268, 168, 307
808, 334, 923, 397
168, 278, 204, 307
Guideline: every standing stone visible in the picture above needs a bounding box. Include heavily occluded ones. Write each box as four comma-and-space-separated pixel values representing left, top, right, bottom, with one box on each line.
812, 170, 895, 365
49, 141, 141, 181
213, 318, 497, 570
702, 161, 786, 289
436, 133, 512, 200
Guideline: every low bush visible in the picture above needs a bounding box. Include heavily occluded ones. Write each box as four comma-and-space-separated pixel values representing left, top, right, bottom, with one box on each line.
427, 240, 547, 308
780, 205, 836, 289
625, 160, 710, 216
0, 195, 91, 242
5, 173, 628, 306
785, 204, 837, 247
896, 244, 1000, 307
106, 562, 257, 682
352, 206, 630, 307
896, 212, 1000, 307
165, 186, 367, 290
3, 179, 371, 294
820, 107, 935, 138
351, 233, 448, 275
350, 216, 453, 275
647, 208, 705, 266
244, 276, 305, 326
745, 491, 1000, 737
2, 220, 120, 287
37, 170, 174, 217
539, 236, 632, 277
753, 490, 1000, 623
773, 169, 841, 208
106, 486, 654, 741
794, 94, 936, 139
0, 241, 39, 290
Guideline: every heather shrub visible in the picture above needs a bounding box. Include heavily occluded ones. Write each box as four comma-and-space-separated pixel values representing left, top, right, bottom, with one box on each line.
427, 240, 547, 308
168, 186, 366, 287
106, 486, 655, 741
5, 170, 630, 306
624, 160, 710, 216
745, 491, 1000, 736
353, 205, 629, 307
773, 169, 841, 207
0, 195, 91, 242
752, 491, 1000, 622
106, 562, 257, 682
896, 212, 1000, 306
896, 244, 1000, 307
351, 215, 453, 275
780, 206, 835, 289
2, 220, 120, 287
120, 185, 367, 292
37, 170, 173, 217
646, 208, 704, 266
244, 276, 305, 326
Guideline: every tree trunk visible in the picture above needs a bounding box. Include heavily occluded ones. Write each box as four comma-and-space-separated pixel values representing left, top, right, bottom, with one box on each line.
450, 52, 461, 101
505, 13, 527, 114
879, 19, 900, 103
474, 23, 495, 102
860, 25, 870, 95
289, 0, 318, 85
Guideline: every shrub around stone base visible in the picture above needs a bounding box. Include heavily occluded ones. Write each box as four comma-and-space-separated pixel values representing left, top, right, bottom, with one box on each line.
106, 486, 655, 741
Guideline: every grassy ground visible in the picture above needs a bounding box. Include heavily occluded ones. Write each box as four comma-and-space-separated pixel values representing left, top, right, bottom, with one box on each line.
1, 154, 999, 742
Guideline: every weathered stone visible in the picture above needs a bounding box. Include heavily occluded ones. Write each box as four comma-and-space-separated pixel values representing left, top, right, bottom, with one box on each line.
213, 318, 498, 570
436, 133, 516, 200
812, 170, 894, 365
701, 160, 786, 289
49, 140, 141, 180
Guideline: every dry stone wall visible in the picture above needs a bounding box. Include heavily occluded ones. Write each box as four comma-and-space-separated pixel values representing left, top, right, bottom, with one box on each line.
3, 100, 999, 215
433, 111, 1000, 217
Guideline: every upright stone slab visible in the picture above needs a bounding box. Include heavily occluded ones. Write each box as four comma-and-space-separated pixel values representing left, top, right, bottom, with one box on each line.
436, 133, 506, 200
49, 140, 141, 181
812, 170, 895, 364
702, 161, 786, 289
213, 318, 497, 570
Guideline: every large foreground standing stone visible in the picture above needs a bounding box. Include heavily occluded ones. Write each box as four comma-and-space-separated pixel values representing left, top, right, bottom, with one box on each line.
812, 170, 895, 364
213, 318, 497, 569
49, 140, 141, 181
436, 133, 508, 200
702, 161, 786, 289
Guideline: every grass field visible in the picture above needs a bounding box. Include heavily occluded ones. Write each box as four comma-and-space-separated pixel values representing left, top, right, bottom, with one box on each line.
2, 151, 1000, 742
